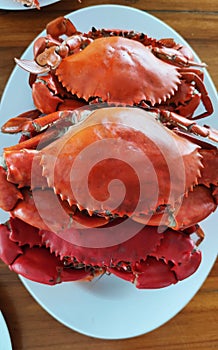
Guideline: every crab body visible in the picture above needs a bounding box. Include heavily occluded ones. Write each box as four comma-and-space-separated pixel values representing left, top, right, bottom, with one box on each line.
0, 106, 217, 288
14, 17, 213, 120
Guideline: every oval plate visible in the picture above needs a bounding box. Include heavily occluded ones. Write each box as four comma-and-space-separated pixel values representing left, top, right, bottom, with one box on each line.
0, 4, 218, 340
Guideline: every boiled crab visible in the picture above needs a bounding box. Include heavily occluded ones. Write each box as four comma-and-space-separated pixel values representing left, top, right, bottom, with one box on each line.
13, 16, 213, 125
0, 106, 217, 288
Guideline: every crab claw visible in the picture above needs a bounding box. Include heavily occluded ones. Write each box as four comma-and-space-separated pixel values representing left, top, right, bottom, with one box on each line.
108, 229, 201, 289
1, 109, 41, 134
11, 246, 92, 285
32, 81, 63, 114
46, 17, 77, 40
117, 257, 178, 288
0, 224, 23, 265
33, 36, 62, 58
0, 221, 95, 285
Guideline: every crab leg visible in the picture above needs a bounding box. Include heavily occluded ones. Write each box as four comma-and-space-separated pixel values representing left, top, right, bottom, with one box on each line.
2, 110, 72, 134
1, 109, 41, 134
0, 167, 23, 211
180, 71, 213, 119
3, 127, 61, 151
160, 110, 218, 142
2, 105, 87, 135
152, 39, 206, 67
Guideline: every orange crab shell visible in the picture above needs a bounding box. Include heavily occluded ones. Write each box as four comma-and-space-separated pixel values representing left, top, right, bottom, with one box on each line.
39, 106, 203, 221
56, 36, 181, 105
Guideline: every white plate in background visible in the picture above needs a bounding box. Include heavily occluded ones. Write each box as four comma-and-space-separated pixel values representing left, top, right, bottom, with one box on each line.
0, 311, 12, 350
0, 0, 59, 10
0, 5, 217, 339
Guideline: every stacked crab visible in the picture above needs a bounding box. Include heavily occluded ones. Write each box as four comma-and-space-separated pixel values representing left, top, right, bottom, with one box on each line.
0, 17, 217, 288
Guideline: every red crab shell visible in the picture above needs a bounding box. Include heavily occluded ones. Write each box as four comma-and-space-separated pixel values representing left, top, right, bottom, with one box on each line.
56, 36, 181, 105
39, 106, 204, 224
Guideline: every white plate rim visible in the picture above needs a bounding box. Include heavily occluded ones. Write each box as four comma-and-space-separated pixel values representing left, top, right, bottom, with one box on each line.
0, 4, 218, 340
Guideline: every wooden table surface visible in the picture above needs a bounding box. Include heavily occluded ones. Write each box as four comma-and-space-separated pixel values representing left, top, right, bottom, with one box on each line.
0, 1, 217, 349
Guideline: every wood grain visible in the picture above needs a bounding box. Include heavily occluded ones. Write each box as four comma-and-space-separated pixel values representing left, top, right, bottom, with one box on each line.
0, 1, 217, 349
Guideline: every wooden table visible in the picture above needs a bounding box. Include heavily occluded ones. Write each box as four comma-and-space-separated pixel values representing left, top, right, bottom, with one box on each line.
0, 1, 217, 349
